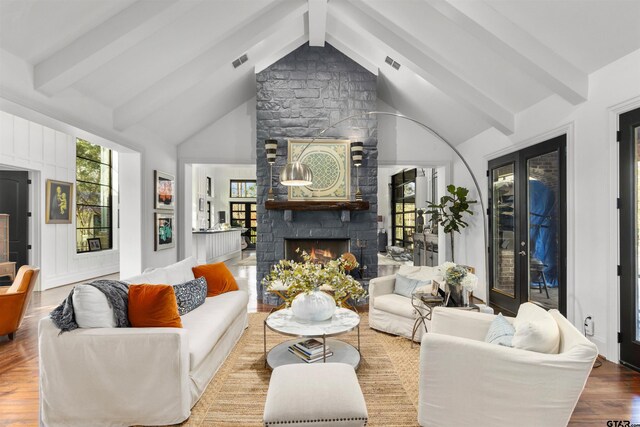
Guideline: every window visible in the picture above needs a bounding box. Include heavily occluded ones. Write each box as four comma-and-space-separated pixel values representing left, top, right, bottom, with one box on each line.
76, 138, 113, 253
230, 180, 257, 198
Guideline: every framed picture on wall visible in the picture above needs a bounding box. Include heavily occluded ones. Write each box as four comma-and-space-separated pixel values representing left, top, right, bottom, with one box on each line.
287, 139, 351, 201
45, 179, 73, 224
155, 213, 175, 251
87, 238, 102, 252
154, 170, 175, 210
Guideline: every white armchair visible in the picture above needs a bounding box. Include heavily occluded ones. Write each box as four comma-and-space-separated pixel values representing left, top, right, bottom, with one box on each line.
418, 307, 598, 427
369, 266, 444, 341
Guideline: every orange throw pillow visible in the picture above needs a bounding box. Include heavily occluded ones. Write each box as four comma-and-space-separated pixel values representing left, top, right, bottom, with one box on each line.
128, 284, 182, 328
192, 263, 238, 297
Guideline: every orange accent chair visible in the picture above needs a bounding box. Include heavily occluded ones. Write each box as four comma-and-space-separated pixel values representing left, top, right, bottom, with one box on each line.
0, 265, 40, 340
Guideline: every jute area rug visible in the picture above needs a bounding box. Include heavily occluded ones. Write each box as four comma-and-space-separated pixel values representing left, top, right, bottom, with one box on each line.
182, 312, 421, 426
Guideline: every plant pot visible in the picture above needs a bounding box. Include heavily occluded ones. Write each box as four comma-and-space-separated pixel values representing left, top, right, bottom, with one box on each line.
291, 290, 336, 322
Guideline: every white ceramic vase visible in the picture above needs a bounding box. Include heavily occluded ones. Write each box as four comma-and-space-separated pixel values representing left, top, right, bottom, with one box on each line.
291, 290, 336, 322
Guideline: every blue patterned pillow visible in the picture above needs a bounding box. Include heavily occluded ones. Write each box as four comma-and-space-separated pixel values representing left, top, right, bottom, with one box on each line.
393, 273, 431, 298
173, 277, 207, 316
485, 313, 515, 347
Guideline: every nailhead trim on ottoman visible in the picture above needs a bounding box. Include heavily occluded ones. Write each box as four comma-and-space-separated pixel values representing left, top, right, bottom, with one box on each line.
263, 363, 368, 427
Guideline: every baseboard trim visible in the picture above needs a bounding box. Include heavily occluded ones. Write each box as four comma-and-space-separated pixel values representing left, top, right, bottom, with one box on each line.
42, 267, 120, 291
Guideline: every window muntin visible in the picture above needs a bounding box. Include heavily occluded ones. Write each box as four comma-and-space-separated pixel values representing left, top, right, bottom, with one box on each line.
76, 139, 113, 253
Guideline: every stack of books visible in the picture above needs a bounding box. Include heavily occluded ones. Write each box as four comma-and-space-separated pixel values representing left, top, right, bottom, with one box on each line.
288, 338, 333, 363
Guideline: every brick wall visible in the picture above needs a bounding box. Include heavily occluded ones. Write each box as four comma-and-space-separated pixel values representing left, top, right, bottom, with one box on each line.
255, 43, 378, 301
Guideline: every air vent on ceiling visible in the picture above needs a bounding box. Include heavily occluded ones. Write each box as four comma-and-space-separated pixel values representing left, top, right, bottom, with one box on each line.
385, 56, 401, 70
232, 53, 249, 69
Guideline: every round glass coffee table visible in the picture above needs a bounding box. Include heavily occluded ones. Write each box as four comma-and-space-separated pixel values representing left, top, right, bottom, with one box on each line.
263, 308, 361, 370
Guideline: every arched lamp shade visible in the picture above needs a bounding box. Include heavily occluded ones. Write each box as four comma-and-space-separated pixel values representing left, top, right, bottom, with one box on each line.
281, 161, 313, 186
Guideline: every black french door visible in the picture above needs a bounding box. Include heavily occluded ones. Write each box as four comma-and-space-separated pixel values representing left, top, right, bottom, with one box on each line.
0, 171, 29, 286
488, 135, 567, 316
230, 202, 256, 249
619, 107, 640, 371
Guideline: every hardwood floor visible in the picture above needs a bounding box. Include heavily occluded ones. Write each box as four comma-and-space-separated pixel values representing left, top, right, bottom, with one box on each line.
0, 259, 638, 426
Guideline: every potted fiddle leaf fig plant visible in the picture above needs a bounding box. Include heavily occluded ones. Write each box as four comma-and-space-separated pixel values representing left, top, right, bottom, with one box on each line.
426, 185, 477, 263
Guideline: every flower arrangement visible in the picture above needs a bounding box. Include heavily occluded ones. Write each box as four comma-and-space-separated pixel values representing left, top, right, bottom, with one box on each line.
440, 262, 478, 292
262, 249, 367, 304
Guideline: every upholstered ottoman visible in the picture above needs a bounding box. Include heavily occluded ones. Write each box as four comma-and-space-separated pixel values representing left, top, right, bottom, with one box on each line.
263, 363, 368, 427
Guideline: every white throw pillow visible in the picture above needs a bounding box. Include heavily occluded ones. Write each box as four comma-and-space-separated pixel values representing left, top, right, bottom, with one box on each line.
163, 256, 197, 284
72, 285, 116, 328
512, 303, 560, 354
122, 268, 168, 285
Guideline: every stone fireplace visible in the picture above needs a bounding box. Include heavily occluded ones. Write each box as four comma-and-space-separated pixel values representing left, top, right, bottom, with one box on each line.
255, 43, 378, 302
284, 238, 350, 264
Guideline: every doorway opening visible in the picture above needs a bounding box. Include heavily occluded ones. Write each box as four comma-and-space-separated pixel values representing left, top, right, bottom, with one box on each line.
0, 169, 30, 287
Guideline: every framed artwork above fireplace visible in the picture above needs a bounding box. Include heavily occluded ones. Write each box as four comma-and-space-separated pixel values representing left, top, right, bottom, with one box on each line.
287, 139, 350, 201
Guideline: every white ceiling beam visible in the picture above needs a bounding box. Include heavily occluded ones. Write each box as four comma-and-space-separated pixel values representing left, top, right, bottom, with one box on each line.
113, 0, 307, 131
34, 0, 197, 96
308, 0, 328, 47
168, 16, 308, 142
325, 18, 378, 75
428, 0, 588, 104
255, 33, 309, 74
335, 0, 514, 135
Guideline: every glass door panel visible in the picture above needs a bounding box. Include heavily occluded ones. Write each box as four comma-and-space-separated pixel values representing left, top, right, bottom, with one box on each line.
527, 150, 561, 310
491, 163, 516, 298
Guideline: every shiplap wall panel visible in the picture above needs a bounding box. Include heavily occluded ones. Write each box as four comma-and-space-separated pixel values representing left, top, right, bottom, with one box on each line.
0, 110, 119, 290
0, 112, 13, 156
29, 122, 43, 163
13, 116, 28, 159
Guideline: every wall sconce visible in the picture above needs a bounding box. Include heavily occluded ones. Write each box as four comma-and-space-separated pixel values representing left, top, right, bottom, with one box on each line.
351, 141, 364, 201
265, 139, 278, 200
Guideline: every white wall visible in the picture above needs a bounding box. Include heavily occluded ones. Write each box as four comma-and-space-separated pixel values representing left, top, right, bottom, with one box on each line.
119, 152, 142, 278
142, 142, 178, 270
179, 97, 257, 164
377, 100, 454, 166
191, 164, 216, 229
453, 48, 640, 360
0, 110, 119, 290
0, 101, 178, 286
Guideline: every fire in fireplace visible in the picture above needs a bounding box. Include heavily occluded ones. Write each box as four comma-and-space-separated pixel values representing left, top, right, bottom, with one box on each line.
284, 239, 350, 264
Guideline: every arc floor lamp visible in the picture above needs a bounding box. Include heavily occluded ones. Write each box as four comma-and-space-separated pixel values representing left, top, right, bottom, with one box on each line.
269, 111, 489, 288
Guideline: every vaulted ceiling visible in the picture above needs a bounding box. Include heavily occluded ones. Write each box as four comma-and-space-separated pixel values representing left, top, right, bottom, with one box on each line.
1, 0, 639, 148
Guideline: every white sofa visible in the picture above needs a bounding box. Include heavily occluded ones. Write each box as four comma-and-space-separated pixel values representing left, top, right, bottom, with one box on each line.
38, 257, 249, 427
418, 306, 598, 427
368, 266, 444, 341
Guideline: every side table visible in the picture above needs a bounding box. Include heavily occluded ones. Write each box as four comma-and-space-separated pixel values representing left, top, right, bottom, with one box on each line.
411, 291, 480, 346
411, 291, 444, 346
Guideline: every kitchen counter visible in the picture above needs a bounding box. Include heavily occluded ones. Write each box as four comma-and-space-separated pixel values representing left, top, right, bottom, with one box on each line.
192, 227, 245, 264
192, 227, 247, 234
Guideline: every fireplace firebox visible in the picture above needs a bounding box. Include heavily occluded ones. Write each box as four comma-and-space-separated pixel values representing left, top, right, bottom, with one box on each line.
284, 239, 350, 264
